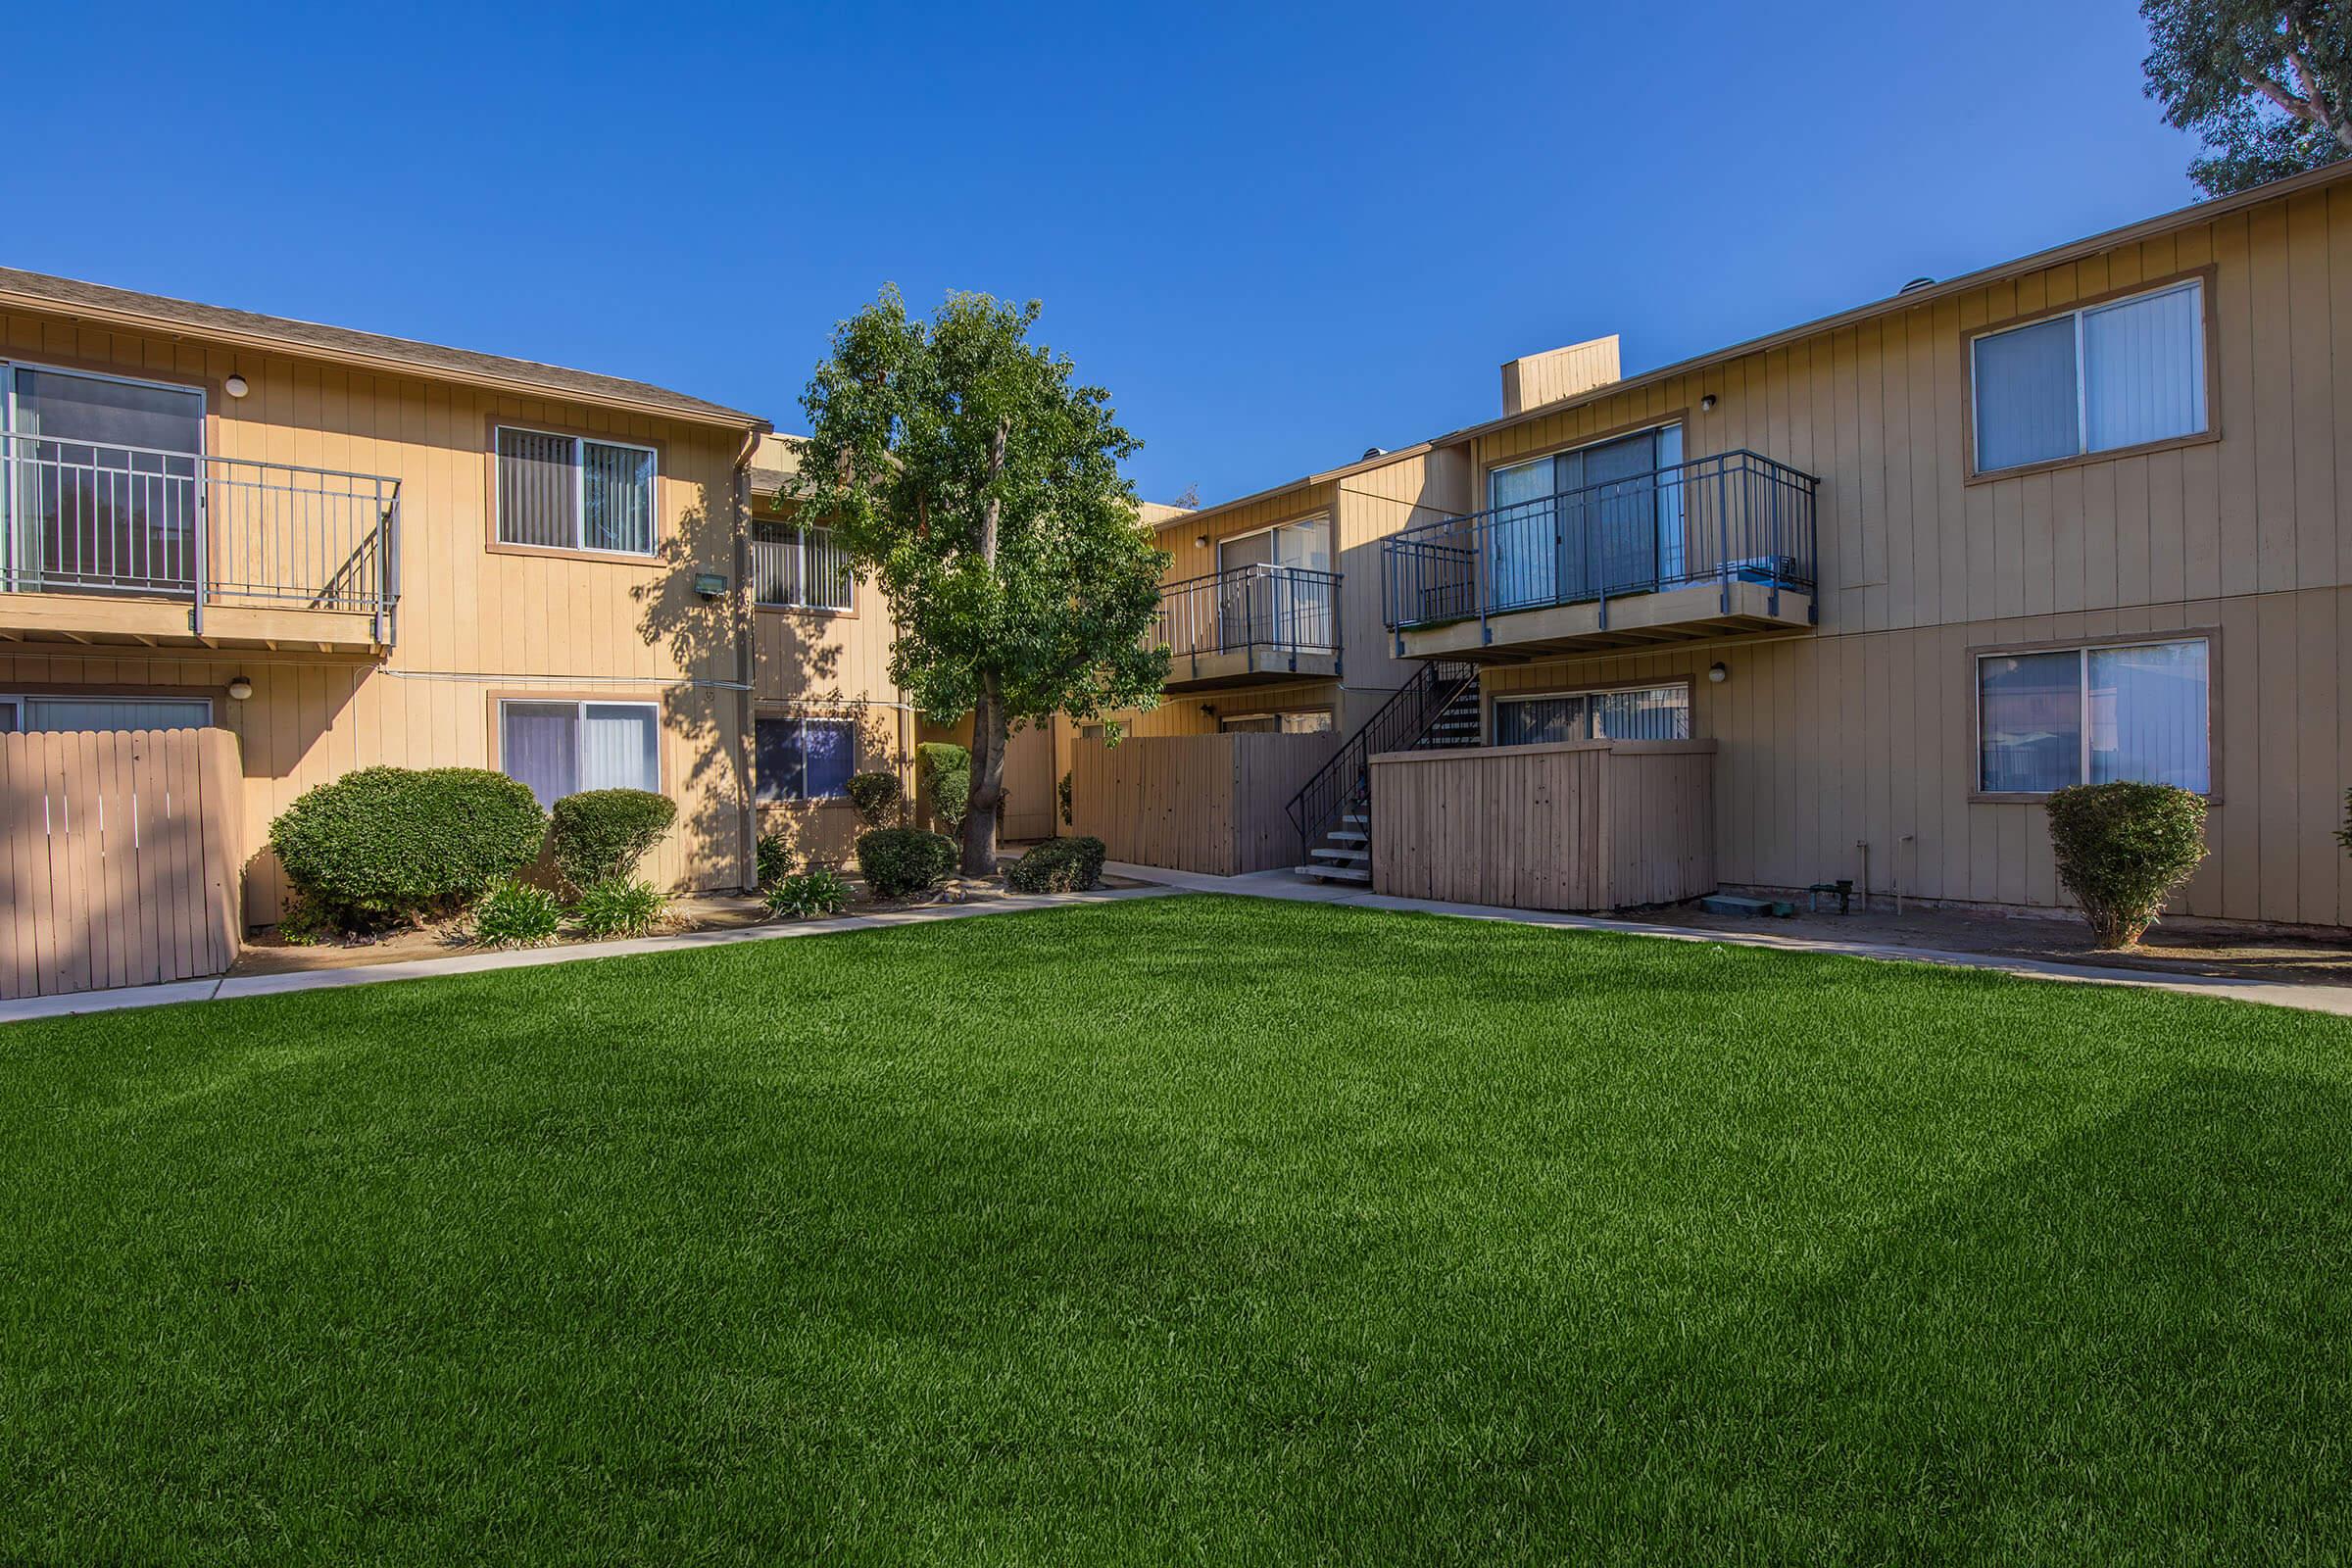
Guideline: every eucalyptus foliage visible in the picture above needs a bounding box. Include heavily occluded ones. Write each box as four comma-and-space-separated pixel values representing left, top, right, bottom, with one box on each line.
2143, 1, 2352, 193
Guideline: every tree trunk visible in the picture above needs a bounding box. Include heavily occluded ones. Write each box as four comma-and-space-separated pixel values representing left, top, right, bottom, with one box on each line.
962, 676, 1009, 876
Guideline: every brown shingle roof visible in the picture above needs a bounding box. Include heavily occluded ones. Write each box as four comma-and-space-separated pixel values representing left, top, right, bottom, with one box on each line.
0, 267, 768, 429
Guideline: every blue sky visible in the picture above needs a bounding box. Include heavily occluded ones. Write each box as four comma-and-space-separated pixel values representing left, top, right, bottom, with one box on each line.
6, 1, 2200, 506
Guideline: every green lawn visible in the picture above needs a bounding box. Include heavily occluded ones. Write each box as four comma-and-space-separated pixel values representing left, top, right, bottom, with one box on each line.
2, 895, 2349, 1564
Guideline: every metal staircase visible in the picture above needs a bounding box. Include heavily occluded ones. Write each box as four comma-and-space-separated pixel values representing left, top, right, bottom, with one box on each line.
1288, 661, 1481, 884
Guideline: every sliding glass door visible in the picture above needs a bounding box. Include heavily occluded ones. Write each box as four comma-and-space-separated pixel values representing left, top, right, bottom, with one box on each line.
4, 366, 205, 595
1216, 516, 1331, 651
1486, 422, 1683, 611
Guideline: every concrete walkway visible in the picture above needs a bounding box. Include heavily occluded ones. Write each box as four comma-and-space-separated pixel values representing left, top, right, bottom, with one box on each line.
1101, 862, 2352, 1019
9, 861, 2351, 1025
0, 883, 1183, 1025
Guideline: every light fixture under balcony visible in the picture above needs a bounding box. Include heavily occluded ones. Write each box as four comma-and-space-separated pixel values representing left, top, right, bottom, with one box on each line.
227, 676, 254, 701
224, 374, 249, 399
1708, 662, 1728, 684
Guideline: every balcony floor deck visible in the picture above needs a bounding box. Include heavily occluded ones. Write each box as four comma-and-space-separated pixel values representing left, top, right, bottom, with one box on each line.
1162, 645, 1339, 692
0, 590, 389, 655
1397, 579, 1813, 662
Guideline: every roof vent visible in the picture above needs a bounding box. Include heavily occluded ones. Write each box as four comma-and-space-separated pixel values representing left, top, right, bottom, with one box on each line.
1898, 275, 1936, 294
1362, 446, 1388, 461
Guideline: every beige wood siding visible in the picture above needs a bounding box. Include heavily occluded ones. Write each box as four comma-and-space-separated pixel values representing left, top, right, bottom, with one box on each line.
1068, 732, 1333, 875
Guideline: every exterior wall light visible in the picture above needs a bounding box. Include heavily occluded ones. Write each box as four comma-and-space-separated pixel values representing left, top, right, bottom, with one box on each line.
1195, 533, 1208, 549
224, 374, 249, 399
1707, 662, 1728, 683
227, 677, 254, 701
1699, 393, 1717, 412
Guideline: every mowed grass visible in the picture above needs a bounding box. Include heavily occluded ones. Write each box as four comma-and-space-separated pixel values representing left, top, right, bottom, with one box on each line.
3, 895, 2350, 1565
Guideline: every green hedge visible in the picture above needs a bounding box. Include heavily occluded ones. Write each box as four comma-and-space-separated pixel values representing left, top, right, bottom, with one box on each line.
550, 789, 676, 890
270, 766, 546, 930
916, 743, 970, 833
1006, 835, 1106, 894
856, 828, 957, 899
847, 769, 907, 829
2045, 781, 2208, 949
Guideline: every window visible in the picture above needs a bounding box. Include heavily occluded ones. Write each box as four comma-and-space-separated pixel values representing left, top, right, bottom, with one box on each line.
1493, 683, 1690, 747
1971, 280, 2207, 474
1486, 422, 1685, 608
1217, 710, 1334, 735
757, 715, 857, 803
4, 363, 205, 595
751, 520, 854, 611
1213, 516, 1333, 652
495, 427, 658, 554
500, 700, 661, 808
0, 695, 212, 732
1977, 638, 2209, 794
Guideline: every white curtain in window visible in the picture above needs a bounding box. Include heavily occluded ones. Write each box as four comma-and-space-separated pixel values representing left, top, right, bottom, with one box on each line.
1589, 685, 1690, 740
581, 441, 655, 554
2088, 641, 2207, 791
1979, 652, 2082, 792
2082, 283, 2204, 455
497, 429, 577, 549
1974, 317, 2080, 472
751, 521, 801, 606
1494, 695, 1584, 747
580, 704, 659, 792
503, 702, 579, 808
23, 697, 210, 732
1487, 457, 1559, 611
802, 524, 853, 611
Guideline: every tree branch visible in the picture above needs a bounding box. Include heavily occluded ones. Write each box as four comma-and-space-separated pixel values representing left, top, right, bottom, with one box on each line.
2282, 5, 2352, 148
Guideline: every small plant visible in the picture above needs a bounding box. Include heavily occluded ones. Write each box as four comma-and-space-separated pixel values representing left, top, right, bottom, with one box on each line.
1006, 835, 1106, 894
1057, 770, 1073, 827
470, 878, 564, 949
917, 742, 970, 834
856, 827, 958, 899
269, 766, 546, 933
2046, 781, 2210, 949
274, 896, 334, 947
847, 769, 908, 829
756, 831, 792, 888
571, 877, 669, 939
550, 789, 676, 891
766, 866, 852, 919
2337, 787, 2352, 856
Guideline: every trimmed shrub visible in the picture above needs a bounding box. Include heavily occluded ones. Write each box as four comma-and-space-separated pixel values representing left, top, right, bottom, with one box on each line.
2046, 781, 2209, 948
766, 865, 852, 918
550, 788, 676, 890
1057, 770, 1073, 827
756, 831, 792, 889
571, 877, 669, 939
857, 827, 957, 899
917, 742, 970, 833
1006, 835, 1106, 894
471, 878, 563, 948
270, 766, 545, 930
847, 769, 908, 829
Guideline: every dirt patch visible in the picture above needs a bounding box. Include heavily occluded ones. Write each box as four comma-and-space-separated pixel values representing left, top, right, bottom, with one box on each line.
1634, 897, 2352, 987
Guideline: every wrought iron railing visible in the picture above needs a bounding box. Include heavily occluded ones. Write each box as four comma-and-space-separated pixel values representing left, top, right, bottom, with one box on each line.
1155, 562, 1340, 660
1382, 449, 1817, 634
1285, 659, 1479, 855
0, 431, 402, 643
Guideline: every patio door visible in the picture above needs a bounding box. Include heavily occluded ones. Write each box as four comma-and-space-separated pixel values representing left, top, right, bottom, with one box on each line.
1487, 422, 1682, 609
1217, 516, 1330, 651
4, 366, 205, 596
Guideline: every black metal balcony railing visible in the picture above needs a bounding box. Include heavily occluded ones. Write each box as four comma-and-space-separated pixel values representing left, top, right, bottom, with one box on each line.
1381, 449, 1818, 633
1155, 563, 1340, 661
0, 431, 403, 643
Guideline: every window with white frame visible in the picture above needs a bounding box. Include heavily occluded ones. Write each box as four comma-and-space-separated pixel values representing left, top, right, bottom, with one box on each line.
0, 694, 212, 732
495, 427, 658, 554
1977, 638, 2209, 794
756, 714, 857, 803
500, 700, 661, 808
1971, 279, 2208, 474
1493, 683, 1690, 747
751, 520, 854, 611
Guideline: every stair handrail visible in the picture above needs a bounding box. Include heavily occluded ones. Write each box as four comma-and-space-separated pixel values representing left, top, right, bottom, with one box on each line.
1285, 660, 1480, 855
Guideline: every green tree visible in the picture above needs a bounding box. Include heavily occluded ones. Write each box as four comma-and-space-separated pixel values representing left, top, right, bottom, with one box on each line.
796, 288, 1170, 875
2142, 1, 2352, 195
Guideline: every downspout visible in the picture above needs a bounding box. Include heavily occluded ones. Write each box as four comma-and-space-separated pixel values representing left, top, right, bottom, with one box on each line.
732, 427, 761, 893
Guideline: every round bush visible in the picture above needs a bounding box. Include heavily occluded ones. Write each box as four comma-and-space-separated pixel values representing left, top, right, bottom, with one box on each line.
856, 827, 957, 899
270, 766, 546, 929
917, 742, 971, 832
846, 769, 907, 829
1006, 835, 1106, 894
550, 789, 676, 890
2045, 781, 2209, 948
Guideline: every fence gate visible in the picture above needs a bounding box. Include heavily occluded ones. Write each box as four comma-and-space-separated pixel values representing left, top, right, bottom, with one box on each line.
0, 727, 244, 1001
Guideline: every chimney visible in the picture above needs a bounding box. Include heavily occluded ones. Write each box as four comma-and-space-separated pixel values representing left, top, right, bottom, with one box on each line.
1500, 334, 1621, 416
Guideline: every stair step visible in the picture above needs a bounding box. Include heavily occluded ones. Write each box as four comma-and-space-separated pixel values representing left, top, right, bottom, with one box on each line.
1295, 863, 1372, 884
1342, 813, 1368, 825
1328, 829, 1368, 843
1311, 847, 1369, 863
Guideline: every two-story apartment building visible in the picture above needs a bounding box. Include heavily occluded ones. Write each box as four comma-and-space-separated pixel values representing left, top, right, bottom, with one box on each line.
0, 270, 908, 918
1094, 161, 2352, 931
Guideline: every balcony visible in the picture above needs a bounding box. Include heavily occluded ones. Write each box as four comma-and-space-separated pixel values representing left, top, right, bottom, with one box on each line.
1381, 449, 1818, 660
0, 432, 401, 653
1155, 563, 1341, 691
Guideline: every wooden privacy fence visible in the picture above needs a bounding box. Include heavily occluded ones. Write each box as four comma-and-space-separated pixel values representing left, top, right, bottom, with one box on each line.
1370, 739, 1716, 912
1069, 732, 1335, 875
1, 727, 244, 1000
